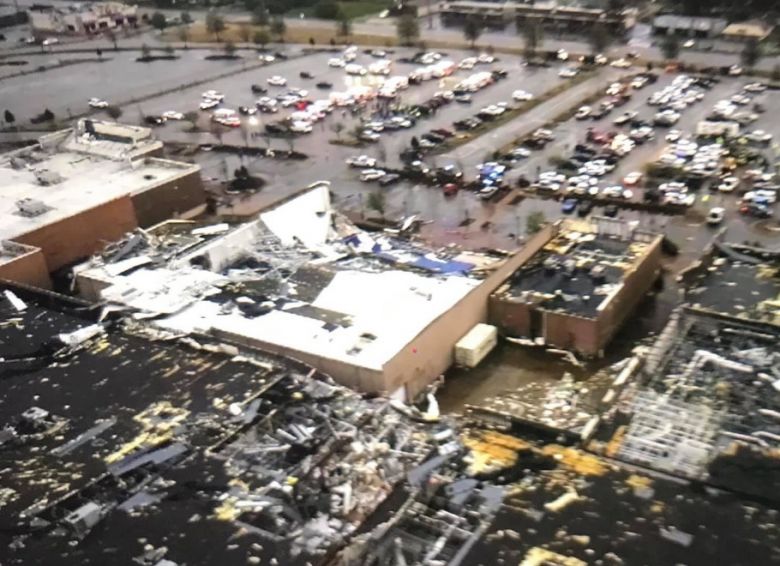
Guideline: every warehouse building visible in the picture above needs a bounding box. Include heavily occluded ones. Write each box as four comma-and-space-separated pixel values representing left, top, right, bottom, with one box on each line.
489, 218, 663, 357
0, 120, 205, 289
76, 183, 554, 398
28, 1, 137, 37
439, 0, 636, 34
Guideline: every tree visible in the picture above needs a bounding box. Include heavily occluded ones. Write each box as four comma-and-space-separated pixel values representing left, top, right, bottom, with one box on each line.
178, 26, 189, 48
526, 211, 546, 234
741, 38, 762, 69
521, 19, 542, 60
140, 43, 151, 59
463, 16, 482, 49
315, 0, 341, 19
150, 12, 167, 32
180, 11, 193, 25
224, 41, 237, 57
331, 122, 345, 140
206, 12, 226, 41
254, 29, 271, 48
4, 110, 15, 126
366, 191, 386, 219
660, 33, 680, 61
396, 14, 420, 46
270, 16, 286, 41
589, 21, 610, 55
238, 24, 252, 43
337, 14, 352, 38
105, 29, 118, 50
183, 111, 199, 131
772, 63, 780, 82
252, 7, 269, 26
106, 105, 123, 119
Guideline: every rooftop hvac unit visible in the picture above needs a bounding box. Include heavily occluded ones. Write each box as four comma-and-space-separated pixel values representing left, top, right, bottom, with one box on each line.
455, 324, 498, 368
15, 198, 51, 217
543, 257, 558, 273
590, 264, 607, 281
563, 258, 577, 277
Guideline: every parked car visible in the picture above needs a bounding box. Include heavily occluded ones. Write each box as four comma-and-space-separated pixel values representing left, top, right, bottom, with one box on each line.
378, 173, 401, 186
144, 115, 166, 126
316, 81, 333, 89
706, 207, 725, 225
346, 155, 377, 168
162, 111, 184, 120
88, 97, 109, 108
740, 202, 772, 218
251, 84, 268, 94
267, 76, 287, 86
561, 198, 578, 214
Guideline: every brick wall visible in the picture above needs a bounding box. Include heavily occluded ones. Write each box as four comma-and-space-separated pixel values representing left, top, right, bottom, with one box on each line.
130, 170, 206, 228
14, 196, 138, 272
0, 247, 52, 289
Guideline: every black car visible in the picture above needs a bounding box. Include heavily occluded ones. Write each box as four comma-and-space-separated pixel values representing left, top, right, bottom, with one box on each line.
491, 69, 508, 79
315, 81, 333, 89
590, 106, 610, 120
423, 132, 446, 144
578, 200, 595, 217
144, 115, 165, 126
603, 204, 619, 218
274, 51, 288, 59
378, 173, 401, 186
431, 128, 454, 138
574, 144, 596, 156
265, 123, 288, 135
238, 106, 256, 115
251, 84, 267, 94
300, 71, 313, 79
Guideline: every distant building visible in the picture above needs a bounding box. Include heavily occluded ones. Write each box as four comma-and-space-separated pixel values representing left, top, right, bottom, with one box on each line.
721, 20, 775, 42
489, 217, 663, 357
0, 6, 27, 29
0, 120, 205, 289
439, 0, 637, 35
652, 14, 727, 39
28, 1, 137, 37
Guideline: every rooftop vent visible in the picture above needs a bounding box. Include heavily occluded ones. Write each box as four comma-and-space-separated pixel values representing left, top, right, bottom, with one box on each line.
15, 198, 52, 218
34, 169, 64, 185
590, 264, 607, 282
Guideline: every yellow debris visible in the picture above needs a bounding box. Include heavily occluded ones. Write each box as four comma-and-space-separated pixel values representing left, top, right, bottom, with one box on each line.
626, 474, 653, 490
541, 445, 608, 476
520, 547, 587, 566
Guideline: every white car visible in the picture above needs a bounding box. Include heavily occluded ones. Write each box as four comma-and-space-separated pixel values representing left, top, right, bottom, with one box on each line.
88, 98, 109, 109
199, 98, 220, 110
728, 65, 743, 76
360, 130, 380, 142
202, 90, 224, 101
745, 130, 772, 143
512, 90, 533, 102
575, 106, 592, 120
477, 53, 495, 64
706, 207, 725, 225
613, 111, 637, 125
328, 58, 345, 68
610, 58, 631, 68
459, 57, 477, 69
259, 54, 275, 63
556, 49, 569, 61
665, 129, 683, 142
743, 190, 777, 204
290, 121, 312, 134
346, 155, 377, 168
359, 168, 386, 181
683, 39, 695, 48
559, 67, 578, 78
595, 54, 608, 65
364, 121, 384, 132
267, 76, 287, 86
162, 111, 184, 120
42, 37, 59, 46
717, 176, 740, 193
743, 82, 767, 93
623, 172, 643, 186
